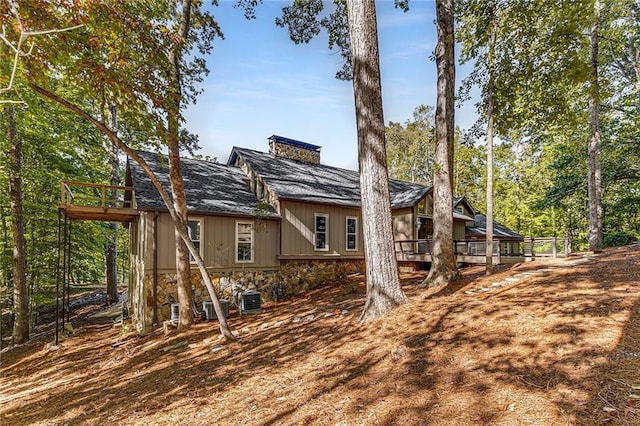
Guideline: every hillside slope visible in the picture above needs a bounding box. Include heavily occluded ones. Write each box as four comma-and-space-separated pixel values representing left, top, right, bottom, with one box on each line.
1, 245, 639, 425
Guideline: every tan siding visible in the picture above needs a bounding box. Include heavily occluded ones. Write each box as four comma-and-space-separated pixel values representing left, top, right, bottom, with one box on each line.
454, 220, 466, 240
392, 207, 414, 241
150, 212, 280, 272
280, 200, 364, 257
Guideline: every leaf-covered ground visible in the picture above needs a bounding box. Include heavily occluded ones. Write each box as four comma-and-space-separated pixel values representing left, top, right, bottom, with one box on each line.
1, 245, 639, 425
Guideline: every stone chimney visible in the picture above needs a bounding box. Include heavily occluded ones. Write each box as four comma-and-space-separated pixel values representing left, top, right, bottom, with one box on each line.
268, 135, 321, 164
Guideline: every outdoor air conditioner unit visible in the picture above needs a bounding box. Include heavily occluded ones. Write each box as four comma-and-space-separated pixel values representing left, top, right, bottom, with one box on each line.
202, 299, 229, 320
170, 303, 180, 324
239, 290, 262, 314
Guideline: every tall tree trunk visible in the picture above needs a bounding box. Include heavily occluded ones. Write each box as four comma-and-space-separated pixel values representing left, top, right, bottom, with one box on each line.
167, 0, 194, 330
346, 0, 408, 322
1, 208, 10, 290
486, 16, 498, 275
631, 5, 640, 119
422, 0, 459, 287
6, 105, 29, 344
588, 0, 603, 253
104, 103, 119, 305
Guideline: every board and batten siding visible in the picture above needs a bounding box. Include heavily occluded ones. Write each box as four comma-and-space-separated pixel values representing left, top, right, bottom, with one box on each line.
142, 212, 280, 272
280, 200, 364, 257
454, 220, 467, 240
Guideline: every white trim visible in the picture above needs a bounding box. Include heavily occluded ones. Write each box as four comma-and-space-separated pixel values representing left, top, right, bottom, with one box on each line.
314, 213, 329, 251
187, 218, 203, 263
235, 220, 254, 263
345, 216, 358, 251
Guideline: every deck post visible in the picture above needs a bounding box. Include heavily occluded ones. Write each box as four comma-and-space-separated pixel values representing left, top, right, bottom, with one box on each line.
531, 238, 535, 260
552, 237, 557, 258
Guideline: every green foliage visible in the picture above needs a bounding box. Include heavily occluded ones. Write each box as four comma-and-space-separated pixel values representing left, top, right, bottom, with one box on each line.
457, 0, 593, 136
603, 232, 638, 247
453, 129, 485, 208
386, 105, 436, 185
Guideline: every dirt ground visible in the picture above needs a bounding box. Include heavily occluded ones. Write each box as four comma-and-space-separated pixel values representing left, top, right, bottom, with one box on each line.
1, 245, 639, 426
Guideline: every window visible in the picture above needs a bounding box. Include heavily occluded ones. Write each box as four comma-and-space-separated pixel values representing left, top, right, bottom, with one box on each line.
236, 221, 253, 263
188, 219, 202, 262
346, 216, 358, 251
314, 213, 328, 251
418, 218, 433, 239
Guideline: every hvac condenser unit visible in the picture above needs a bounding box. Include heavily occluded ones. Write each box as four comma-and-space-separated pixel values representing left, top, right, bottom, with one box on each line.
170, 303, 180, 324
239, 290, 262, 314
202, 299, 229, 320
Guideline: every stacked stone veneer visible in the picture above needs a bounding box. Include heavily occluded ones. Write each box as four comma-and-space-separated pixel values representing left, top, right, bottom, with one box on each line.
269, 141, 320, 164
146, 259, 365, 325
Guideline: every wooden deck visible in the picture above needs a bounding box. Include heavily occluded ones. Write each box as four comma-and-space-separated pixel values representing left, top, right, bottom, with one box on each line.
59, 181, 138, 222
397, 252, 526, 265
395, 239, 526, 265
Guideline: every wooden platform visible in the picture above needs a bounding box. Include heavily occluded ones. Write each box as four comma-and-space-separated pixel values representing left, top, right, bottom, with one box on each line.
59, 180, 138, 223
59, 204, 139, 222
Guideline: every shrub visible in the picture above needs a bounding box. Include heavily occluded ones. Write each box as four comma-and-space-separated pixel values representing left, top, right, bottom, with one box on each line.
603, 232, 637, 248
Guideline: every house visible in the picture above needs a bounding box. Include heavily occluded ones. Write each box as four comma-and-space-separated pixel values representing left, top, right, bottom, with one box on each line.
125, 135, 523, 332
454, 197, 524, 261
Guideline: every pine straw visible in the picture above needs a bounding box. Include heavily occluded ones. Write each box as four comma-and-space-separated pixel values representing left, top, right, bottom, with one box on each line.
1, 245, 639, 425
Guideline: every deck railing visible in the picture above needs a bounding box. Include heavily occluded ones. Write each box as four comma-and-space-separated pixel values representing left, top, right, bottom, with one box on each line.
396, 239, 523, 257
60, 180, 135, 210
395, 237, 570, 259
522, 237, 570, 258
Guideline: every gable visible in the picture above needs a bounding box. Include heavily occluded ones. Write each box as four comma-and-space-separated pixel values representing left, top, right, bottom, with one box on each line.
229, 147, 429, 209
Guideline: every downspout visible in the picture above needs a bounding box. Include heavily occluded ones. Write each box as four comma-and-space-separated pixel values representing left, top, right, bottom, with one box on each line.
152, 211, 159, 326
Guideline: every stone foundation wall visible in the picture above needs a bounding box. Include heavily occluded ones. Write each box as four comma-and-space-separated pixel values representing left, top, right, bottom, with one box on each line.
279, 259, 365, 292
145, 259, 365, 325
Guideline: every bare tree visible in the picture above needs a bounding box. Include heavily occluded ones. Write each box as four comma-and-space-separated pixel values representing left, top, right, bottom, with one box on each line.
422, 0, 459, 287
486, 16, 498, 274
5, 103, 28, 344
346, 0, 408, 321
103, 103, 119, 305
588, 0, 603, 253
167, 0, 194, 330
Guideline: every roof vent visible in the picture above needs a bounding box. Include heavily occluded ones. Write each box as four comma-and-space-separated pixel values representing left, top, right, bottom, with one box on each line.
268, 135, 321, 164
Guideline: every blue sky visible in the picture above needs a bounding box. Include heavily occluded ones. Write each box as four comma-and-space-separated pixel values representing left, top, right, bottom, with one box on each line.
184, 0, 478, 170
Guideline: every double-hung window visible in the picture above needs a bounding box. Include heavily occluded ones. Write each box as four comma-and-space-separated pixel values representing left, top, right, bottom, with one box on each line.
236, 221, 254, 263
346, 216, 358, 251
187, 219, 202, 262
314, 213, 328, 251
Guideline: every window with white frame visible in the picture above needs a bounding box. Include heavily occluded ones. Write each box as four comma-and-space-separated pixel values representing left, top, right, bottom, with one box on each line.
187, 219, 202, 262
346, 216, 358, 251
314, 213, 328, 251
236, 221, 254, 263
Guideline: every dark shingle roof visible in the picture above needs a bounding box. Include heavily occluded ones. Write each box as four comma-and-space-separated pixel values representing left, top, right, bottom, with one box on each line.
229, 147, 428, 209
466, 213, 524, 240
128, 151, 279, 218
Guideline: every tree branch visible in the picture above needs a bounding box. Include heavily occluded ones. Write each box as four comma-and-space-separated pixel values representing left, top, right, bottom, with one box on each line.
0, 15, 82, 100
